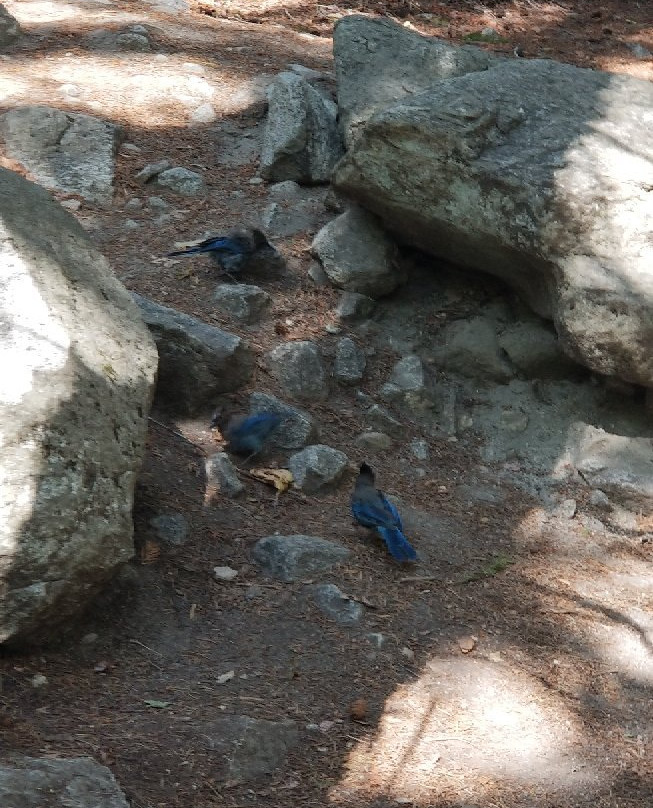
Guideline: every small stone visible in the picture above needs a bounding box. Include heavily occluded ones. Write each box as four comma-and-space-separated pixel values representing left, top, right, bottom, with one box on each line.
267, 341, 329, 401
146, 196, 169, 211
355, 431, 393, 452
589, 489, 612, 510
31, 674, 48, 688
400, 646, 414, 660
249, 177, 264, 185
124, 197, 143, 212
324, 323, 341, 334
214, 566, 239, 581
124, 219, 140, 231
308, 261, 330, 286
190, 102, 217, 124
60, 199, 81, 211
335, 291, 376, 321
310, 583, 363, 625
213, 283, 271, 324
288, 445, 349, 493
205, 452, 245, 499
628, 42, 652, 60
252, 534, 350, 582
366, 632, 386, 649
149, 512, 190, 545
334, 336, 366, 385
81, 632, 98, 644
155, 167, 205, 196
134, 159, 172, 183
364, 404, 404, 437
410, 439, 429, 460
552, 499, 577, 519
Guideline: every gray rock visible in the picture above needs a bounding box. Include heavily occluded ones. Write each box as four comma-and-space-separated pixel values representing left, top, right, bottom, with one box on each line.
355, 431, 393, 452
307, 261, 330, 286
88, 26, 153, 51
154, 167, 205, 196
134, 159, 172, 183
334, 337, 366, 385
333, 14, 498, 145
261, 182, 329, 237
124, 197, 143, 212
0, 756, 129, 807
310, 583, 363, 625
333, 57, 653, 388
0, 3, 21, 46
379, 355, 433, 415
335, 291, 376, 321
190, 102, 217, 125
0, 168, 157, 645
0, 106, 122, 205
288, 444, 349, 492
260, 71, 344, 184
457, 482, 505, 506
431, 317, 514, 382
364, 404, 404, 437
410, 439, 429, 460
205, 452, 245, 499
203, 715, 298, 781
570, 424, 653, 509
311, 207, 402, 298
552, 499, 577, 519
606, 506, 639, 532
628, 42, 652, 60
213, 283, 271, 323
252, 534, 350, 582
267, 340, 328, 401
133, 293, 254, 415
149, 512, 190, 546
249, 392, 317, 449
498, 321, 580, 379
589, 489, 612, 511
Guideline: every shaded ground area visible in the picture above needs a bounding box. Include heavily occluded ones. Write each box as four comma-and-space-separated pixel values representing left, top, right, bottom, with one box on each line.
1, 1, 652, 807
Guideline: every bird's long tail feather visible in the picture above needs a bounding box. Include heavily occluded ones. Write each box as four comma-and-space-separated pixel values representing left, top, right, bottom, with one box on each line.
377, 527, 418, 562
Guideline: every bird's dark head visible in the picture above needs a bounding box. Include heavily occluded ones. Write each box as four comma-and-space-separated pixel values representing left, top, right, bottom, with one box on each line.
359, 462, 375, 481
251, 228, 271, 249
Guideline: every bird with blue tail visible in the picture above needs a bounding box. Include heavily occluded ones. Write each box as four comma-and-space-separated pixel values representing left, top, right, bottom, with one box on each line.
166, 227, 283, 279
351, 462, 418, 562
212, 409, 283, 462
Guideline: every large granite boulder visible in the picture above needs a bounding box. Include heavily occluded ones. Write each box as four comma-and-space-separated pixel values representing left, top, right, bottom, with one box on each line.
333, 57, 653, 388
333, 15, 498, 145
0, 168, 157, 645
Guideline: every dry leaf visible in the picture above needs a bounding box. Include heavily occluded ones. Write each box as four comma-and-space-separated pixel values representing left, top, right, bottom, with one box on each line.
458, 636, 476, 654
139, 540, 160, 564
250, 467, 294, 494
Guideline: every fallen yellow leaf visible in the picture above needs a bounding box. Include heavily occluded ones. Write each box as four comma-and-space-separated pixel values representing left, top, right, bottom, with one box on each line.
250, 467, 294, 494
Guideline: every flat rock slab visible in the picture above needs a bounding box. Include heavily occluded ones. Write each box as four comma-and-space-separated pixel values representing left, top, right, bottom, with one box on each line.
1, 106, 122, 205
0, 756, 129, 807
252, 534, 350, 582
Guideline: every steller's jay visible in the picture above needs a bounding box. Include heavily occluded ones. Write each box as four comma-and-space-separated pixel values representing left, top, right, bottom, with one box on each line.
166, 228, 283, 277
214, 410, 283, 461
351, 462, 417, 562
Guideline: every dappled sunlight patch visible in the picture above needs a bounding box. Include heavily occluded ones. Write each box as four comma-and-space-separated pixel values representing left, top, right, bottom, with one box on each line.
330, 656, 601, 805
0, 54, 265, 127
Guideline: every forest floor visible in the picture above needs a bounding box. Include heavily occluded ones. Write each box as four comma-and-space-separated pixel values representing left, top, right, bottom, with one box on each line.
1, 1, 652, 807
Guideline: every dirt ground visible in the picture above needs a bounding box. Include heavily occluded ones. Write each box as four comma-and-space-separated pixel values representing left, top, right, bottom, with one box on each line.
1, 1, 653, 807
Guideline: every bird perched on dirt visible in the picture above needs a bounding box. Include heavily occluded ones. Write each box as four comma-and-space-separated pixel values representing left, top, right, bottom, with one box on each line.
213, 410, 283, 461
166, 227, 283, 277
351, 462, 417, 562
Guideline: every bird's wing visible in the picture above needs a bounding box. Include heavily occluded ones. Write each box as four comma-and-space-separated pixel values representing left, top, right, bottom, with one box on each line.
379, 492, 403, 531
352, 489, 397, 529
195, 236, 241, 253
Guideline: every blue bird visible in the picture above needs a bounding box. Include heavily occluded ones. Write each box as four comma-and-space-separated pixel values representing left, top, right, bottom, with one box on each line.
351, 462, 417, 562
220, 411, 283, 460
166, 228, 282, 277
